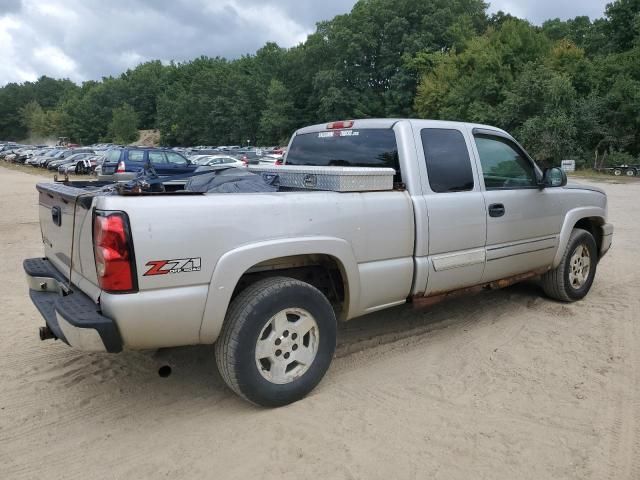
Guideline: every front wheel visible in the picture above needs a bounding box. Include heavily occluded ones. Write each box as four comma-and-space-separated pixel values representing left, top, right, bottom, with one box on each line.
541, 228, 598, 302
215, 277, 337, 407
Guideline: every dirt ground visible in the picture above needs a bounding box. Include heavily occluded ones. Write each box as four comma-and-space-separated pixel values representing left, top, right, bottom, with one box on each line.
1, 166, 639, 480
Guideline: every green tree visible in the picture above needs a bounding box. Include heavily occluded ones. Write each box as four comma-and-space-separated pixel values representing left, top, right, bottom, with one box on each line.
109, 104, 139, 144
603, 0, 640, 52
19, 101, 47, 137
258, 80, 297, 145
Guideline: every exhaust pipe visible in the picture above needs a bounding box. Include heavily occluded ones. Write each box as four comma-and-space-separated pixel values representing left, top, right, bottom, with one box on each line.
39, 326, 57, 341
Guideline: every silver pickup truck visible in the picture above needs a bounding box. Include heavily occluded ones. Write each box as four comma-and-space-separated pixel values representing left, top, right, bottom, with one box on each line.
24, 119, 613, 406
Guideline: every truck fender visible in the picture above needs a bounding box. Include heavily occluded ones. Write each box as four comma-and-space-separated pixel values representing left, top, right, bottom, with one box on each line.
198, 236, 361, 344
552, 206, 606, 268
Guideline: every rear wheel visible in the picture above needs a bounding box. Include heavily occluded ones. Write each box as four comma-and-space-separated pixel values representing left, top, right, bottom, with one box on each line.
215, 277, 337, 407
541, 228, 598, 302
613, 168, 623, 176
626, 168, 636, 177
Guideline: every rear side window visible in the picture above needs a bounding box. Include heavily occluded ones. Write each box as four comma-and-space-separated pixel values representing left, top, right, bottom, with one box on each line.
128, 150, 144, 162
286, 128, 400, 180
106, 150, 121, 162
421, 129, 474, 193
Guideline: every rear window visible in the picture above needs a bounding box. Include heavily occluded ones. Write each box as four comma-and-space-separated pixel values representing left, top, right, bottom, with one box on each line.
286, 128, 400, 179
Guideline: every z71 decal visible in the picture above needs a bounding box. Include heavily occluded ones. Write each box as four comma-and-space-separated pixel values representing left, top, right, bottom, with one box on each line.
144, 257, 202, 276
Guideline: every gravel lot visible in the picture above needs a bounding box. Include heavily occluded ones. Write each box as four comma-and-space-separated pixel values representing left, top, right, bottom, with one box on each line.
1, 166, 639, 480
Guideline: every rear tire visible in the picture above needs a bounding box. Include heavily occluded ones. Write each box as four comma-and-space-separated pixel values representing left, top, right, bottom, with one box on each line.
215, 277, 337, 407
626, 169, 636, 177
541, 228, 597, 302
613, 168, 622, 176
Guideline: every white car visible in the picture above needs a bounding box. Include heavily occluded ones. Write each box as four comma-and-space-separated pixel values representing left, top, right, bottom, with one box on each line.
255, 154, 283, 166
196, 155, 247, 168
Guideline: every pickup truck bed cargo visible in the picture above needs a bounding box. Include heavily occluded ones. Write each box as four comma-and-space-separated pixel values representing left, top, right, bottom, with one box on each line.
24, 119, 613, 406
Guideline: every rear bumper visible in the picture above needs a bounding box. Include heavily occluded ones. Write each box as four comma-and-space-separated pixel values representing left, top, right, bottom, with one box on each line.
24, 258, 122, 353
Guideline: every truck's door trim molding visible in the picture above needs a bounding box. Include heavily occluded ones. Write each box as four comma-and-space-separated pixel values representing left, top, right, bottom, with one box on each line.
432, 248, 486, 271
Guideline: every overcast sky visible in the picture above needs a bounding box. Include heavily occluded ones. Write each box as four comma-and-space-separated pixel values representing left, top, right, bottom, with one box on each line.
0, 0, 610, 87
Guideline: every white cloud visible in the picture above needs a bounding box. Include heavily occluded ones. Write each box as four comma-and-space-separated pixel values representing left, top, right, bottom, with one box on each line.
32, 45, 80, 78
0, 0, 613, 86
488, 0, 609, 25
0, 16, 37, 83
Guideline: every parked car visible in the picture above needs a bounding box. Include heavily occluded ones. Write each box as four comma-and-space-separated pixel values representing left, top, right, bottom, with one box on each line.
79, 154, 105, 174
98, 147, 196, 181
60, 154, 104, 175
41, 148, 93, 168
250, 154, 283, 166
24, 118, 613, 407
195, 155, 246, 168
24, 149, 55, 166
54, 153, 95, 174
48, 152, 93, 171
27, 149, 61, 166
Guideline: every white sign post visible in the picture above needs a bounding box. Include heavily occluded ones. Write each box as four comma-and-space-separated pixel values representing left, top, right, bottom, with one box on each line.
561, 160, 576, 173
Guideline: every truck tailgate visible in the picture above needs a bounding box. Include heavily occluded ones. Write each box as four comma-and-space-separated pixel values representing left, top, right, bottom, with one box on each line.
36, 182, 102, 301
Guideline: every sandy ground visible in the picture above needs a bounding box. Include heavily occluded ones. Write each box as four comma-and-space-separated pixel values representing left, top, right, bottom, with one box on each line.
1, 165, 639, 480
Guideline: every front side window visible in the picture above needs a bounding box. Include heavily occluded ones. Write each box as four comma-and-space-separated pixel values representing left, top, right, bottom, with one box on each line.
166, 152, 188, 165
149, 152, 167, 165
421, 128, 474, 193
474, 135, 538, 189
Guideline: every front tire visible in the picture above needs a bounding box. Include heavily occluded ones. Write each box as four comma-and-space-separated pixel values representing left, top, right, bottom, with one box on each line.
542, 228, 598, 302
215, 277, 337, 407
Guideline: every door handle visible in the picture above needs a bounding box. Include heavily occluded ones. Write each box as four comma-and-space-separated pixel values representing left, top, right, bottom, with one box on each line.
488, 203, 505, 218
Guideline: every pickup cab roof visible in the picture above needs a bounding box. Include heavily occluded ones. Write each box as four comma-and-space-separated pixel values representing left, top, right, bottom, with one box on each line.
294, 118, 510, 137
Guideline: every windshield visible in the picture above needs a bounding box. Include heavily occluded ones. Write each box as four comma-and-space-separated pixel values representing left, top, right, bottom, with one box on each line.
286, 128, 399, 179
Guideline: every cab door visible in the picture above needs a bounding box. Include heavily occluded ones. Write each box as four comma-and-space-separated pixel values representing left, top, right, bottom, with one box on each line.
412, 122, 487, 296
166, 151, 193, 174
148, 151, 170, 174
470, 130, 564, 282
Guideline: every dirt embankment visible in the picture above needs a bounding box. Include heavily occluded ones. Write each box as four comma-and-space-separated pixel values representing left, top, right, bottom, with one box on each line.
1, 166, 639, 479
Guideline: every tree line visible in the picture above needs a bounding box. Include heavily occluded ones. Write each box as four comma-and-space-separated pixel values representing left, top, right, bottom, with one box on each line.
0, 0, 638, 167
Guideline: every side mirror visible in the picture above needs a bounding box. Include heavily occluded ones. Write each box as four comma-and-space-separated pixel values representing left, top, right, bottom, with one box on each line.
541, 167, 567, 188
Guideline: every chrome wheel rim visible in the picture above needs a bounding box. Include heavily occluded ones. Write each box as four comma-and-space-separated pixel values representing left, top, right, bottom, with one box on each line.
569, 244, 591, 290
255, 308, 319, 385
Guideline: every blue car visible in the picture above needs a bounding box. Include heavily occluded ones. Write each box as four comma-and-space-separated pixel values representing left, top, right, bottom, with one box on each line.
99, 147, 196, 180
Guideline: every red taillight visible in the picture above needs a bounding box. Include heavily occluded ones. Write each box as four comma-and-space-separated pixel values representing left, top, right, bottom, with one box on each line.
93, 212, 136, 293
275, 159, 283, 165
116, 161, 126, 173
327, 120, 354, 130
